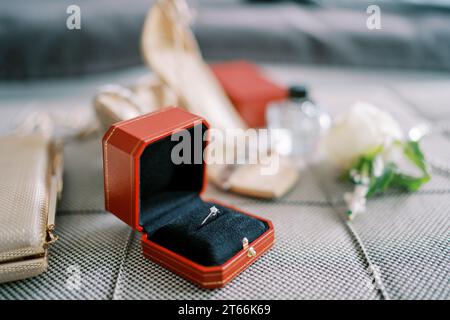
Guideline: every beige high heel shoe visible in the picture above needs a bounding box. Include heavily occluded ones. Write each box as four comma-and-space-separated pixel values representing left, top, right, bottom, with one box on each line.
141, 0, 245, 130
140, 0, 298, 199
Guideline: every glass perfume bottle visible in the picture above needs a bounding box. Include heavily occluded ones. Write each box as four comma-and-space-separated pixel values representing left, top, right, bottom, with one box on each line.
266, 85, 330, 164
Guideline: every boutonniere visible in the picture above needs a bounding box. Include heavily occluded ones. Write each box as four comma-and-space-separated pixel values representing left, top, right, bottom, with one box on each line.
324, 102, 431, 220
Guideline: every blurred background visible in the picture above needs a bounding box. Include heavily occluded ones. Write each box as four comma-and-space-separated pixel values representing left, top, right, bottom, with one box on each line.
1, 0, 450, 79
1, 0, 449, 300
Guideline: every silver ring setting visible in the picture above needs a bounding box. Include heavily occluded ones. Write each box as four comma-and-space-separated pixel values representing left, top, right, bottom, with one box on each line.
201, 206, 220, 226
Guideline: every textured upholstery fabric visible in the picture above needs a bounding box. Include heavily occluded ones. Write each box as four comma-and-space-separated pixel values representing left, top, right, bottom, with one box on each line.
0, 65, 448, 299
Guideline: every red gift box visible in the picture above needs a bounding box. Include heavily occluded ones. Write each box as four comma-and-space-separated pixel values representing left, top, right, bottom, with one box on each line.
102, 106, 274, 288
210, 60, 288, 128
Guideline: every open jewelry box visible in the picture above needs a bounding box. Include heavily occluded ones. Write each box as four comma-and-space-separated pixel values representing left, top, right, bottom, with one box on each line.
102, 106, 274, 288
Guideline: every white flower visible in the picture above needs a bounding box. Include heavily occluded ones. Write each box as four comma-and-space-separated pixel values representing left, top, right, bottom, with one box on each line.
372, 156, 384, 177
323, 102, 403, 170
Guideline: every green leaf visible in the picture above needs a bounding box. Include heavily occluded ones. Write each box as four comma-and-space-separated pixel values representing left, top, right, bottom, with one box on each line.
347, 139, 431, 197
391, 172, 430, 192
403, 141, 429, 173
366, 164, 395, 198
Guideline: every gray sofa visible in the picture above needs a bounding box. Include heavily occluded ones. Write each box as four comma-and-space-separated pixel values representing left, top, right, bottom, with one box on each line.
0, 63, 449, 299
0, 0, 449, 300
1, 0, 450, 79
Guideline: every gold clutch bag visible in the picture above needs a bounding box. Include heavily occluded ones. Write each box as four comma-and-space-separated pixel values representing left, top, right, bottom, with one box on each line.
0, 134, 62, 283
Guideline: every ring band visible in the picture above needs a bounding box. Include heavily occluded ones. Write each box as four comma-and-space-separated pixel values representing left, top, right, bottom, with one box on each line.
201, 206, 220, 226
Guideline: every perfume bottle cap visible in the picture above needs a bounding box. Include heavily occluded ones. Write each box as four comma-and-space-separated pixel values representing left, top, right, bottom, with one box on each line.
289, 85, 308, 99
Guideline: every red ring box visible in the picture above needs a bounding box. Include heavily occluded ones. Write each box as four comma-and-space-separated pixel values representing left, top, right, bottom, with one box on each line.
210, 60, 288, 128
102, 106, 274, 288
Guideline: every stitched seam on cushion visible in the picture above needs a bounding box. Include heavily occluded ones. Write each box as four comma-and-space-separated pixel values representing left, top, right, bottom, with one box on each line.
111, 229, 135, 300
310, 165, 390, 300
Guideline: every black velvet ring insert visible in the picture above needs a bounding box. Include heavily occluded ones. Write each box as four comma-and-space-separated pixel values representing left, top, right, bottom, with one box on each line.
139, 125, 268, 266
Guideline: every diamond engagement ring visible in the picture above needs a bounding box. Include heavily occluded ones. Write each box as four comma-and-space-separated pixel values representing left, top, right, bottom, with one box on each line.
201, 206, 220, 226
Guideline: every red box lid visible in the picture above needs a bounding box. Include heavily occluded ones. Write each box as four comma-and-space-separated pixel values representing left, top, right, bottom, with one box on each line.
210, 60, 288, 127
102, 106, 209, 231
